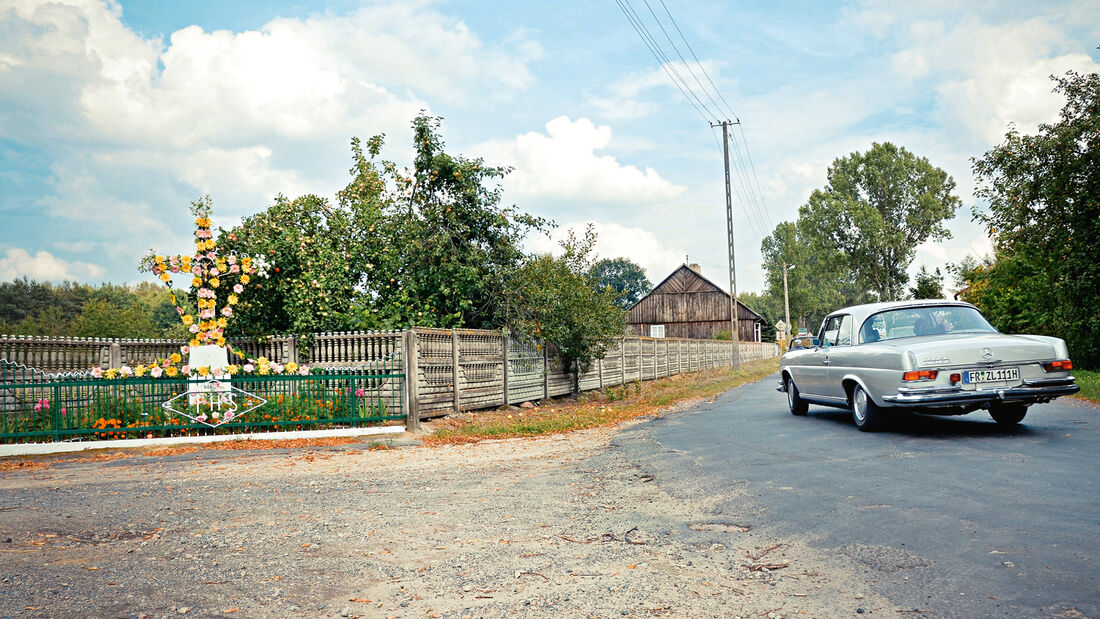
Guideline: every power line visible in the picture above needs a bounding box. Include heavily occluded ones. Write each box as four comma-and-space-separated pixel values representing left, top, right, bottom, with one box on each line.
657, 0, 740, 120
613, 0, 717, 124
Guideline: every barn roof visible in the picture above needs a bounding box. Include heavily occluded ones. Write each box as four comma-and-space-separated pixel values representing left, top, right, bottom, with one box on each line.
630, 264, 765, 322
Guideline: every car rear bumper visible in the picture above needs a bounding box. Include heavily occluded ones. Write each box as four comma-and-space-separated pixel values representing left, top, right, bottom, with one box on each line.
882, 376, 1079, 406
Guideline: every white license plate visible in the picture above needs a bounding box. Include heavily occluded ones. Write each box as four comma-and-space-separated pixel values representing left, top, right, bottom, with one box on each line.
964, 368, 1020, 384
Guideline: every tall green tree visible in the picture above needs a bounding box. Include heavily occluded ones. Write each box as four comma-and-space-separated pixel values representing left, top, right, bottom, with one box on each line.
909, 265, 945, 300
587, 257, 652, 309
506, 226, 626, 391
966, 71, 1100, 366
759, 220, 850, 333
799, 142, 960, 301
220, 194, 358, 337
339, 115, 547, 329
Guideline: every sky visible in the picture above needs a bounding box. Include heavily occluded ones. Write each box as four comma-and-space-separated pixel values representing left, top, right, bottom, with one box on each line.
1, 0, 1098, 297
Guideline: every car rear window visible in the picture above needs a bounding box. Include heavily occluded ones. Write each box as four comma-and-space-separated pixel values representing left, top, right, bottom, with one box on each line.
860, 306, 997, 343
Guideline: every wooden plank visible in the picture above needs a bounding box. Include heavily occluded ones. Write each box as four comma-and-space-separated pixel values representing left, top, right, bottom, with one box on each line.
405, 330, 420, 431
451, 331, 460, 413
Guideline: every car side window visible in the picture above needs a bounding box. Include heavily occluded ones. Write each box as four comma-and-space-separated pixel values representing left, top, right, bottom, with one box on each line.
837, 314, 853, 346
819, 315, 843, 346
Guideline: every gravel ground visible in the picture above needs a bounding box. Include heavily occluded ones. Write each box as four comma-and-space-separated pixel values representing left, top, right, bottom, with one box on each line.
0, 419, 899, 618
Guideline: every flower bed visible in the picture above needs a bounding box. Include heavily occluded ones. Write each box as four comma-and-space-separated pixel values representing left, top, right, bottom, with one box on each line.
0, 371, 404, 444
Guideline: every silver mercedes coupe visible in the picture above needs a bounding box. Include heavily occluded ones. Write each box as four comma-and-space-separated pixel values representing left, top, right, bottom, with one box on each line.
777, 300, 1080, 431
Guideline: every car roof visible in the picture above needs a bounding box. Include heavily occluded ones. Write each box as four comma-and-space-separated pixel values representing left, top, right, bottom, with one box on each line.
827, 299, 979, 327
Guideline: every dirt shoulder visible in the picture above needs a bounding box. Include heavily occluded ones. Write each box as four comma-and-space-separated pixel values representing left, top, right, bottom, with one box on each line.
1, 421, 897, 618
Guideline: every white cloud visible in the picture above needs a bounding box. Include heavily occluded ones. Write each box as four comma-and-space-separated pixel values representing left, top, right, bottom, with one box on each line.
476, 116, 685, 203
0, 0, 540, 281
0, 248, 105, 281
889, 16, 1100, 145
525, 220, 686, 283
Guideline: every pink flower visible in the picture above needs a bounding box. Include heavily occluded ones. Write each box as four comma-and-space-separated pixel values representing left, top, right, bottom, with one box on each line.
233, 284, 244, 294
221, 306, 233, 317
120, 366, 133, 377
224, 411, 235, 421
91, 367, 103, 378
192, 266, 202, 275
355, 387, 366, 397
150, 367, 163, 378
206, 252, 216, 260
197, 413, 207, 422
210, 267, 220, 276
201, 309, 215, 319
227, 255, 236, 265
189, 324, 200, 333
230, 264, 240, 274
298, 367, 309, 376
61, 407, 66, 417
176, 306, 185, 315
181, 365, 190, 375
181, 345, 190, 355
243, 363, 255, 373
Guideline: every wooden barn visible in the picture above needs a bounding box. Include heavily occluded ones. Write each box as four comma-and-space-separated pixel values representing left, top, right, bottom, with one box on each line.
627, 263, 764, 341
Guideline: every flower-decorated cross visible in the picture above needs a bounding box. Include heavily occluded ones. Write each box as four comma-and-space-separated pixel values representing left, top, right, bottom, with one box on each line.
142, 197, 268, 349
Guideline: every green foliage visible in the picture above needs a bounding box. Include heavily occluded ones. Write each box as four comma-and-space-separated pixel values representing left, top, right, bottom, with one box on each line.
220, 194, 358, 337
72, 298, 159, 339
759, 221, 849, 333
221, 114, 546, 334
0, 278, 184, 338
588, 257, 653, 309
909, 265, 945, 300
798, 142, 960, 302
965, 71, 1100, 368
342, 115, 547, 330
506, 225, 626, 391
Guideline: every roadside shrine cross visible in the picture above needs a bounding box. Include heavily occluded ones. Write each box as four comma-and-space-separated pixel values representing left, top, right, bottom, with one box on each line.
141, 198, 269, 427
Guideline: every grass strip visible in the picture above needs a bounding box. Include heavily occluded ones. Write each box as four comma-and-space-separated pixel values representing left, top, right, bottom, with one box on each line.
1073, 369, 1100, 403
422, 358, 779, 446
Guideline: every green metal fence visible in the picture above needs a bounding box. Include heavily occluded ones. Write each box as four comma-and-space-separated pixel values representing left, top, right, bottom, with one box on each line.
0, 365, 405, 444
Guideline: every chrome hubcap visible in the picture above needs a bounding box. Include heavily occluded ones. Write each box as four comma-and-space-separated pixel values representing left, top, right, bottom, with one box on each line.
853, 389, 866, 422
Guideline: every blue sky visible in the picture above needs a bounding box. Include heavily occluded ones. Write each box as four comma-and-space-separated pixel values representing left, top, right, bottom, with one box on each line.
1, 0, 1098, 297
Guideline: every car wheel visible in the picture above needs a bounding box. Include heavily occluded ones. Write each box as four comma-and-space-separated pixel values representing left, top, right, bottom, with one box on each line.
851, 384, 885, 432
786, 375, 808, 416
989, 403, 1027, 425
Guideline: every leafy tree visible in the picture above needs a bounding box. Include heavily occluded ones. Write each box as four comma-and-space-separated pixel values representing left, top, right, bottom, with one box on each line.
220, 194, 357, 337
966, 71, 1100, 366
587, 258, 652, 309
759, 221, 851, 333
506, 225, 626, 391
72, 299, 159, 339
340, 115, 547, 329
799, 142, 960, 301
909, 265, 945, 300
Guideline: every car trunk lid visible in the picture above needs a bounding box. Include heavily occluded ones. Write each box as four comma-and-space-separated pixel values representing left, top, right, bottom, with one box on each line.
891, 333, 1057, 367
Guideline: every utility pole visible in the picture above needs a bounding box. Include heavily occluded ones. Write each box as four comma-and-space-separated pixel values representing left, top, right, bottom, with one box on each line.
782, 262, 794, 342
712, 119, 740, 369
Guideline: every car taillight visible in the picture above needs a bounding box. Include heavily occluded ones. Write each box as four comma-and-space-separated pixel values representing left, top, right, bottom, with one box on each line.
949, 373, 961, 384
903, 370, 938, 381
1042, 359, 1073, 372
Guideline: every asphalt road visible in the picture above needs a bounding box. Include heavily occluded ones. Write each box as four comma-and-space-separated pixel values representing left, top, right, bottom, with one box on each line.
616, 372, 1099, 618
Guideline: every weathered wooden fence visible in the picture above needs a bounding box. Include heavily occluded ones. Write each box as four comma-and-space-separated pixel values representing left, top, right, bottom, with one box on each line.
1, 330, 778, 428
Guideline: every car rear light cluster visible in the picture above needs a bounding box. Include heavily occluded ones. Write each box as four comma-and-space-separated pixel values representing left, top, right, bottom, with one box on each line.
1042, 359, 1073, 372
903, 370, 938, 381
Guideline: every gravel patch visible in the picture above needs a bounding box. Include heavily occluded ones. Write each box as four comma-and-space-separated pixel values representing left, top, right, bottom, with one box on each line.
1, 424, 898, 617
